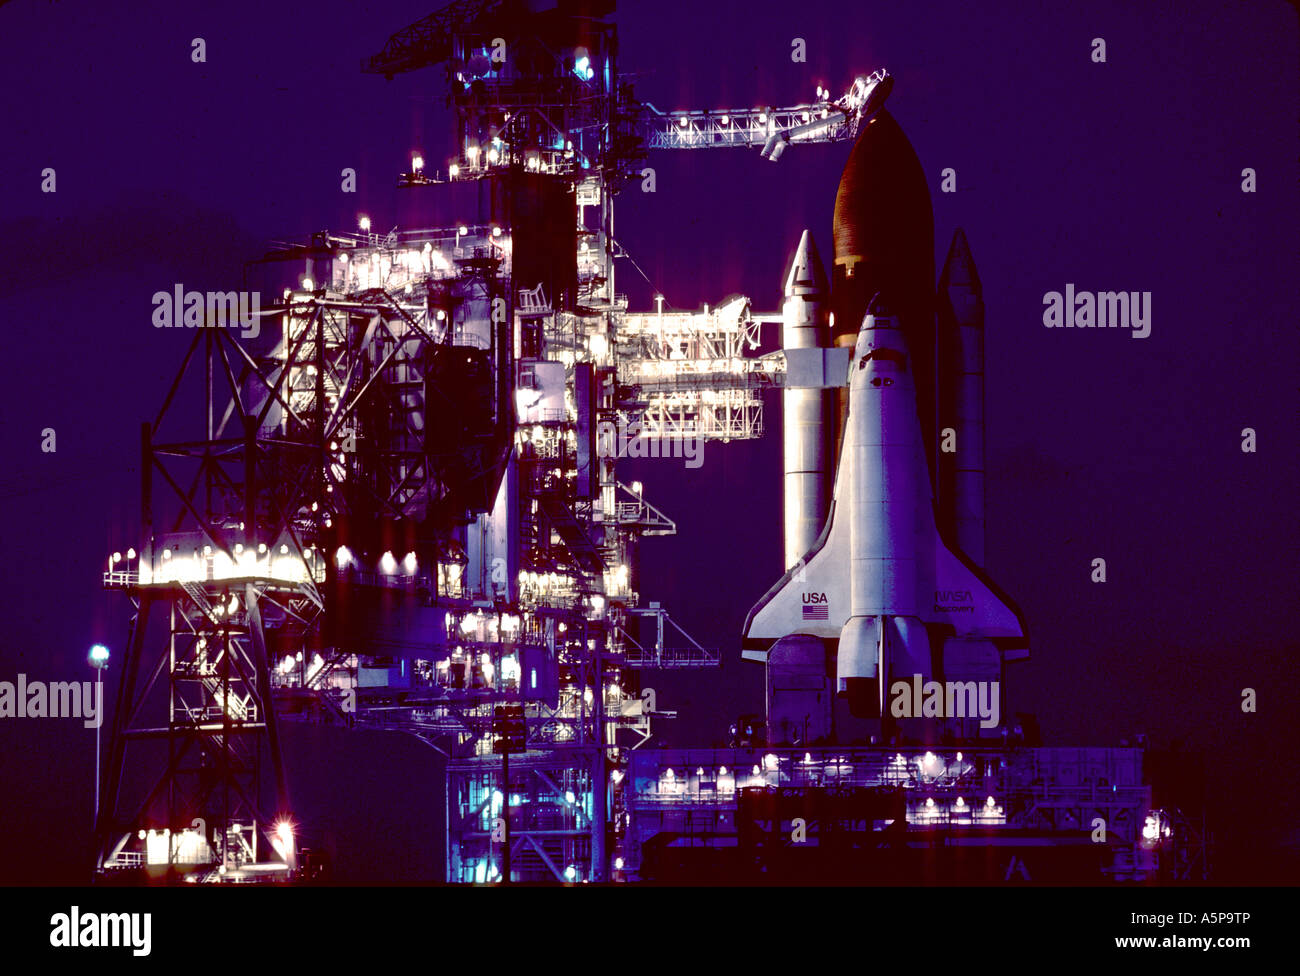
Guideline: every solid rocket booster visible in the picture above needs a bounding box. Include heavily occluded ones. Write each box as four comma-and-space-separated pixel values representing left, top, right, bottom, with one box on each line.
938, 229, 986, 565
781, 230, 830, 570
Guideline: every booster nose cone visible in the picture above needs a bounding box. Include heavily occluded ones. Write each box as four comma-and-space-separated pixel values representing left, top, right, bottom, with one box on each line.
939, 227, 982, 296
784, 229, 829, 298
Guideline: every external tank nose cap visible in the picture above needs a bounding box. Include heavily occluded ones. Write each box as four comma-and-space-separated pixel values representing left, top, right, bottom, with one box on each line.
831, 110, 933, 274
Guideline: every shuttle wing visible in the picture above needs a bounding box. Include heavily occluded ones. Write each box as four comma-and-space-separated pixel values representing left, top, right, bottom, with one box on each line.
743, 498, 851, 650
744, 495, 1024, 651
931, 538, 1024, 638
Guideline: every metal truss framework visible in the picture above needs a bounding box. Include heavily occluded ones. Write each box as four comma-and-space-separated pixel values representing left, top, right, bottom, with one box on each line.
99, 0, 891, 885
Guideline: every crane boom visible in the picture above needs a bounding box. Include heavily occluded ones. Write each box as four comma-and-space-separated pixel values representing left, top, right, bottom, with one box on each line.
642, 70, 894, 160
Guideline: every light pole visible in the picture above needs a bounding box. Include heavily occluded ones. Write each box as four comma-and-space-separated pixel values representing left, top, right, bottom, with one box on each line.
88, 644, 110, 825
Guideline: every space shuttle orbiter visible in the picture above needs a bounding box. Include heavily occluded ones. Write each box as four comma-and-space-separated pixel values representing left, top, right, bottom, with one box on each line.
742, 304, 1026, 718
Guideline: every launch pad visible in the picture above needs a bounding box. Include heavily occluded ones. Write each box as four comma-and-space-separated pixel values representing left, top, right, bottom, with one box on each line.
92, 0, 1201, 884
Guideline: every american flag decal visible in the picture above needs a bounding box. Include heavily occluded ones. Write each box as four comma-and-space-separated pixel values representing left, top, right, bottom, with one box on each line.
802, 603, 829, 620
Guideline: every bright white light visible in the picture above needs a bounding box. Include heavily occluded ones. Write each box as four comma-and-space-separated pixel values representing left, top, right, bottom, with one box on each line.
359, 215, 371, 232
677, 116, 688, 127
380, 551, 398, 574
588, 333, 607, 357
111, 551, 121, 564
302, 277, 313, 291
986, 796, 996, 809
719, 115, 729, 125
492, 226, 502, 237
126, 547, 136, 560
449, 163, 460, 178
412, 155, 424, 171
271, 820, 295, 862
334, 545, 352, 570
564, 865, 576, 881
614, 857, 624, 870
458, 224, 468, 235
88, 644, 110, 667
403, 552, 417, 574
